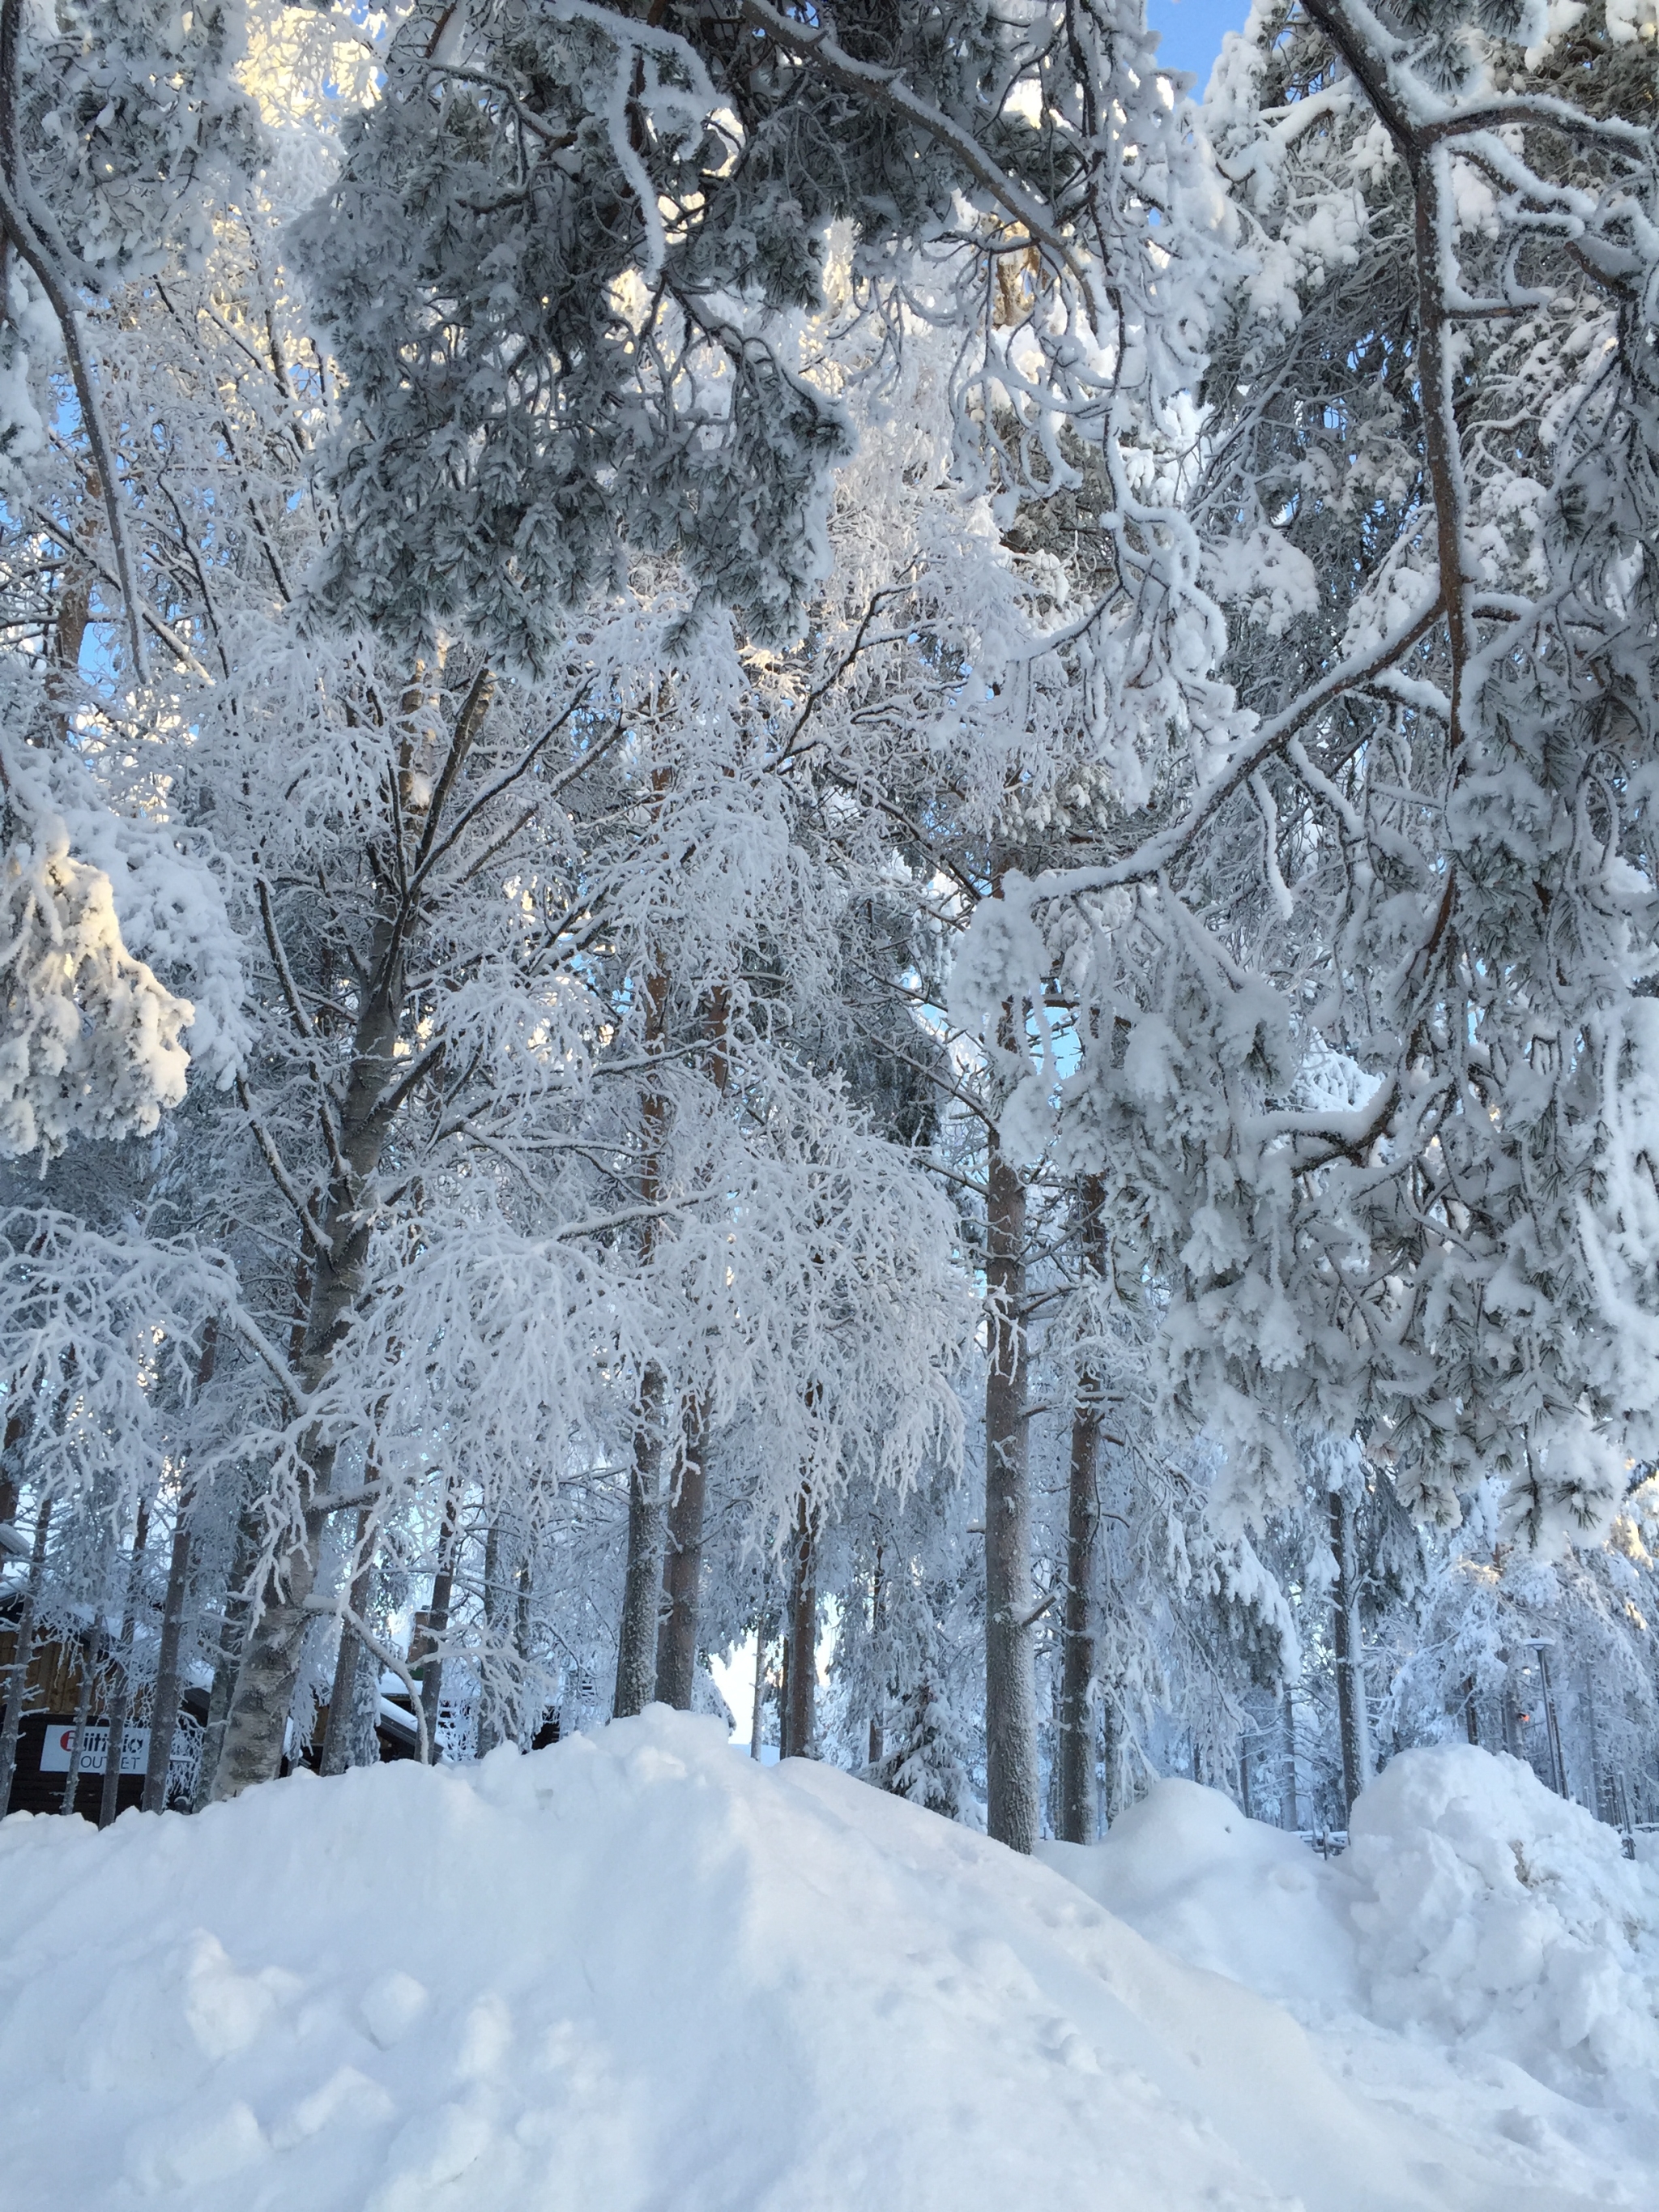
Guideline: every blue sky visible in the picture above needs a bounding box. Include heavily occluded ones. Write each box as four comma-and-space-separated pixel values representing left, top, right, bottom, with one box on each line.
1145, 0, 1252, 89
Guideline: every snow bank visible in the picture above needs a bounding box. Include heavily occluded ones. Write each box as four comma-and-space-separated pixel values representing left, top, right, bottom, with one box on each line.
1342, 1746, 1659, 2095
1040, 1744, 1659, 2202
0, 1712, 1598, 2212
1044, 1747, 1659, 2110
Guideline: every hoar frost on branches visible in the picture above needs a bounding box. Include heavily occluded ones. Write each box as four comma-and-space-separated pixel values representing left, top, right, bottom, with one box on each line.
0, 750, 192, 1158
961, 0, 1659, 1551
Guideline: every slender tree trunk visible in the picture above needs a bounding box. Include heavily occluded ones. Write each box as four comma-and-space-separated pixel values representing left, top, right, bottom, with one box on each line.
1536, 1641, 1567, 1798
749, 1607, 771, 1761
321, 1508, 376, 1775
100, 1495, 151, 1829
194, 1484, 262, 1808
613, 954, 672, 1721
655, 1399, 709, 1709
143, 1504, 195, 1813
143, 1321, 217, 1813
1328, 1484, 1371, 1816
59, 1626, 100, 1816
649, 987, 728, 1712
868, 1540, 885, 1767
614, 1367, 668, 1719
778, 1627, 792, 1761
1582, 1662, 1603, 1819
0, 1493, 53, 1815
784, 1492, 817, 1759
1058, 1175, 1105, 1843
984, 1119, 1038, 1851
416, 1483, 461, 1757
1282, 1685, 1300, 1830
1100, 1689, 1117, 1828
477, 1510, 512, 1755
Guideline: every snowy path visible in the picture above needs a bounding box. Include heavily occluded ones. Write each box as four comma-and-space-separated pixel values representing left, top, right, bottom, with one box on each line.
0, 1712, 1651, 2210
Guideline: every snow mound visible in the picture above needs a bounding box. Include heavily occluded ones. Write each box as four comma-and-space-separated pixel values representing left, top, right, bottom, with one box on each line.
1342, 1746, 1659, 2095
1041, 1744, 1659, 2147
1041, 1777, 1360, 2011
0, 1710, 1591, 2212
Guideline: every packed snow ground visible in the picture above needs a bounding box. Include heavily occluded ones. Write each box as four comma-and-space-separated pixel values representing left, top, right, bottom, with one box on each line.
2, 1715, 1655, 2211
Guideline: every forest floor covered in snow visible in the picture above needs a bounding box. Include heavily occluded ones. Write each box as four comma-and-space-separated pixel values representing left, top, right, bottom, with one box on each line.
2, 1714, 1656, 2212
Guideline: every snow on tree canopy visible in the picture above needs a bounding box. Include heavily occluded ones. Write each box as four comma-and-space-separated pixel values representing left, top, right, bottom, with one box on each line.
0, 767, 192, 1159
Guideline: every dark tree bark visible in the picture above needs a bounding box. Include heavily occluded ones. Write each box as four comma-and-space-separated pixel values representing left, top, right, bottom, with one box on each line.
0, 1390, 25, 1529
0, 1492, 53, 1815
1057, 1174, 1106, 1844
1328, 1484, 1371, 1816
100, 1494, 151, 1830
655, 1399, 709, 1710
868, 1539, 885, 1768
1462, 1676, 1480, 1748
783, 1491, 817, 1759
984, 1118, 1038, 1851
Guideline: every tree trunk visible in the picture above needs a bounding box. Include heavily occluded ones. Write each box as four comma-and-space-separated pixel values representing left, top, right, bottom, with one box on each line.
1328, 1484, 1371, 1816
0, 1494, 53, 1815
1058, 1174, 1105, 1844
321, 1508, 376, 1775
477, 1510, 513, 1754
58, 1625, 101, 1816
100, 1495, 151, 1829
612, 954, 672, 1721
416, 1483, 461, 1757
1535, 1641, 1567, 1798
655, 1399, 710, 1709
650, 988, 728, 1712
514, 1554, 535, 1744
868, 1541, 885, 1768
614, 1367, 668, 1719
143, 1320, 217, 1813
1282, 1684, 1300, 1831
0, 1391, 26, 1530
214, 897, 412, 1800
784, 1492, 817, 1759
749, 1607, 771, 1761
142, 1505, 195, 1813
194, 1484, 262, 1808
1100, 1689, 1118, 1828
984, 1121, 1038, 1851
